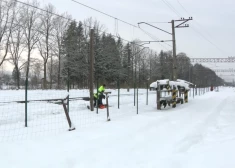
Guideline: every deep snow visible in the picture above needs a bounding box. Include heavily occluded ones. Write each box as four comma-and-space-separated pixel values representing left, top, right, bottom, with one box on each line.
1, 87, 235, 168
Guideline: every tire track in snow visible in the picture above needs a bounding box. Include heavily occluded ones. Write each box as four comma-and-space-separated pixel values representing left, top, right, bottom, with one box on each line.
174, 95, 229, 153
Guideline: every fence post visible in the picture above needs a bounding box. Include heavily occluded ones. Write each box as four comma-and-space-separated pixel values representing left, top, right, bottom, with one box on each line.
193, 86, 195, 98
146, 81, 148, 105
134, 81, 136, 106
118, 78, 120, 109
137, 85, 138, 114
67, 68, 70, 113
104, 92, 111, 121
157, 82, 161, 110
184, 90, 188, 103
96, 80, 99, 114
89, 29, 94, 111
25, 79, 28, 127
189, 87, 191, 97
62, 96, 75, 131
172, 87, 177, 108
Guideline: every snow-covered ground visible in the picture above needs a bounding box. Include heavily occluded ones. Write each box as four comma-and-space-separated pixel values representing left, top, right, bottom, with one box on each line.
1, 87, 235, 168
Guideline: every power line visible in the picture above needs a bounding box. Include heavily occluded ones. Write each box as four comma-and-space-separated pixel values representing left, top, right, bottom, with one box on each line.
139, 28, 172, 50
176, 0, 215, 40
10, 0, 146, 48
71, 0, 138, 28
191, 26, 230, 55
176, 0, 190, 15
175, 0, 230, 55
3, 0, 167, 64
161, 0, 181, 18
70, 0, 172, 48
12, 0, 184, 53
142, 22, 169, 24
176, 0, 212, 39
13, 0, 172, 49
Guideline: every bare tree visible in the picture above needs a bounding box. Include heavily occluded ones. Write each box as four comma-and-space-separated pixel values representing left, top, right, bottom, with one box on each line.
83, 17, 106, 40
31, 60, 42, 89
47, 56, 58, 89
37, 4, 55, 89
8, 5, 26, 89
0, 0, 14, 67
20, 0, 40, 87
52, 13, 70, 89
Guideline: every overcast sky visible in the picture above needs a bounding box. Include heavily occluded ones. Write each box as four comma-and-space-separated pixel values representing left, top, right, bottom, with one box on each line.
11, 0, 235, 81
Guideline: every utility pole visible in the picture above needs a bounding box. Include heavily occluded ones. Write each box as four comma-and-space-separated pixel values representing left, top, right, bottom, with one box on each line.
89, 29, 94, 111
171, 17, 193, 81
171, 20, 176, 81
138, 17, 192, 81
127, 43, 130, 92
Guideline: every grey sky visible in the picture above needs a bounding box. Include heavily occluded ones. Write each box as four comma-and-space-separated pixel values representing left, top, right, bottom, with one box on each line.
14, 0, 235, 81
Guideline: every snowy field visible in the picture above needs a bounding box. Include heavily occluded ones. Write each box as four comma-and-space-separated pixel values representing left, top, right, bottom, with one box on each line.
0, 88, 148, 142
1, 87, 235, 168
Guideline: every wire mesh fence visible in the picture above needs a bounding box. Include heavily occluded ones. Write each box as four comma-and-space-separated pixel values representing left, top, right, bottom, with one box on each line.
0, 87, 144, 142
0, 83, 215, 142
0, 90, 68, 141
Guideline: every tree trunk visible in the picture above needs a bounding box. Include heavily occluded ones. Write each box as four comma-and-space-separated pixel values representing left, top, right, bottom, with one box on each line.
57, 49, 61, 89
50, 54, 52, 89
26, 45, 31, 88
43, 62, 47, 89
16, 67, 20, 89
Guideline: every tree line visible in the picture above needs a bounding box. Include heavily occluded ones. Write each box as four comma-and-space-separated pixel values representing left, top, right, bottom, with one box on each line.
0, 0, 224, 90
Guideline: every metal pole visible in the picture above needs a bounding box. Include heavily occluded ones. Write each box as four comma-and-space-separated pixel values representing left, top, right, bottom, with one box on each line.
127, 45, 130, 92
134, 57, 136, 106
189, 65, 190, 82
172, 20, 177, 81
137, 85, 138, 114
184, 90, 188, 103
118, 78, 120, 109
193, 86, 194, 98
105, 93, 110, 121
157, 82, 161, 110
25, 79, 28, 127
67, 68, 70, 113
89, 29, 94, 111
62, 96, 75, 131
96, 79, 98, 114
146, 81, 148, 105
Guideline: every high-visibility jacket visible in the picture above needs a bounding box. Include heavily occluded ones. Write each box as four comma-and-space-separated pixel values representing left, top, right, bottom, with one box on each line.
94, 93, 98, 98
98, 85, 105, 93
94, 92, 105, 99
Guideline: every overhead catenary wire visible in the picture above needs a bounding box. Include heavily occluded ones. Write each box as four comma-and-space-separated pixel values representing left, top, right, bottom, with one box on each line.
144, 22, 169, 24
139, 27, 172, 50
70, 0, 172, 49
176, 0, 213, 40
176, 0, 190, 16
10, 0, 150, 49
172, 0, 230, 56
161, 0, 182, 18
2, 1, 163, 67
71, 0, 138, 28
190, 26, 230, 55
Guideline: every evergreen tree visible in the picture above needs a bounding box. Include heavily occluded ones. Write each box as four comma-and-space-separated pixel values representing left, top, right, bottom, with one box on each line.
12, 67, 21, 88
122, 43, 131, 87
61, 21, 87, 88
